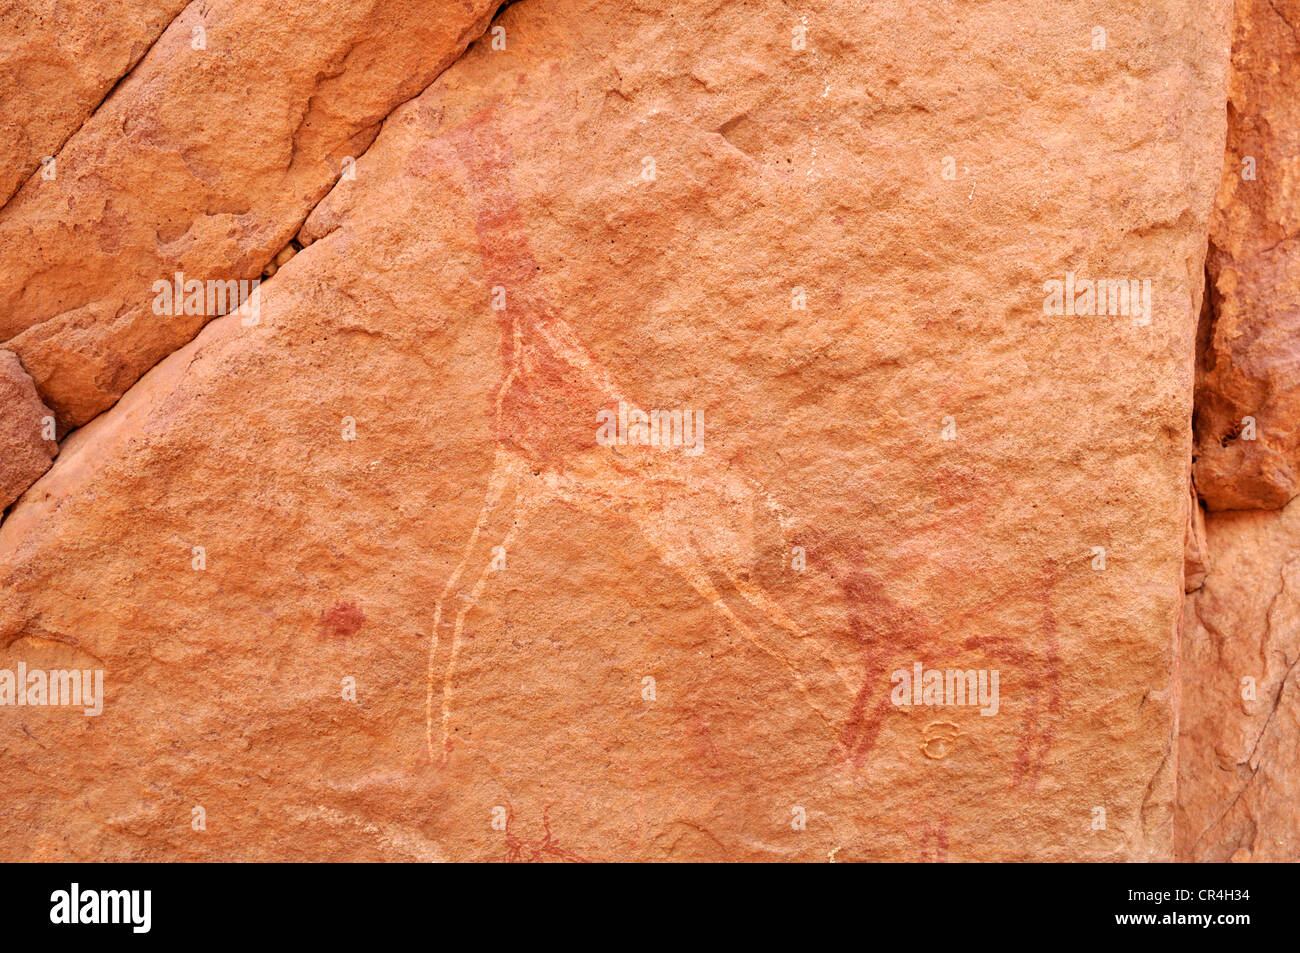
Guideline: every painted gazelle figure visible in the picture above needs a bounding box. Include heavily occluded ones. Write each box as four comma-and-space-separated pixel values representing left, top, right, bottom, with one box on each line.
423, 108, 856, 763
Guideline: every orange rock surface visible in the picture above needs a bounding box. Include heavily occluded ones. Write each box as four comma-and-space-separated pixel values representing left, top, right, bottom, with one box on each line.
0, 349, 57, 510
3, 0, 1293, 862
1195, 0, 1300, 511
1178, 0, 1300, 862
0, 0, 188, 206
0, 0, 499, 427
1178, 500, 1300, 861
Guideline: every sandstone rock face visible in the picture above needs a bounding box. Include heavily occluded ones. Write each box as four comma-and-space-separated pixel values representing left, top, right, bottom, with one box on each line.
1184, 478, 1210, 592
0, 350, 57, 511
1177, 0, 1300, 863
0, 0, 1232, 861
0, 0, 500, 429
1194, 0, 1300, 512
0, 0, 188, 207
1177, 501, 1300, 861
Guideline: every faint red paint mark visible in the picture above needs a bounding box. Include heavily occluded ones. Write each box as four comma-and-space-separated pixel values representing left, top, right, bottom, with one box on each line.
833, 561, 931, 764
320, 601, 365, 640
503, 806, 592, 863
428, 107, 621, 471
838, 807, 953, 861
678, 711, 725, 779
817, 531, 1061, 792
919, 815, 950, 863
421, 107, 849, 764
963, 568, 1062, 792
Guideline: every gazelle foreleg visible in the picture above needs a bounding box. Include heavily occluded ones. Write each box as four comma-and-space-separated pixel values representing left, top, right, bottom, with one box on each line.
436, 482, 535, 763
664, 546, 848, 753
722, 567, 856, 698
426, 448, 529, 762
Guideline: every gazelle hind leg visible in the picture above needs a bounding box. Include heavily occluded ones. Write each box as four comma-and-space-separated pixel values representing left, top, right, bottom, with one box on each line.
722, 568, 856, 697
426, 448, 527, 762
438, 474, 536, 763
725, 571, 807, 636
667, 550, 845, 750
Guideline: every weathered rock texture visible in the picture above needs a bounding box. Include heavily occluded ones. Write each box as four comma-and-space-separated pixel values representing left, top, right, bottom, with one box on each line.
1177, 0, 1300, 862
1178, 500, 1300, 861
0, 0, 1246, 861
0, 0, 188, 207
0, 0, 500, 430
1184, 476, 1210, 592
0, 350, 57, 511
1194, 0, 1300, 512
